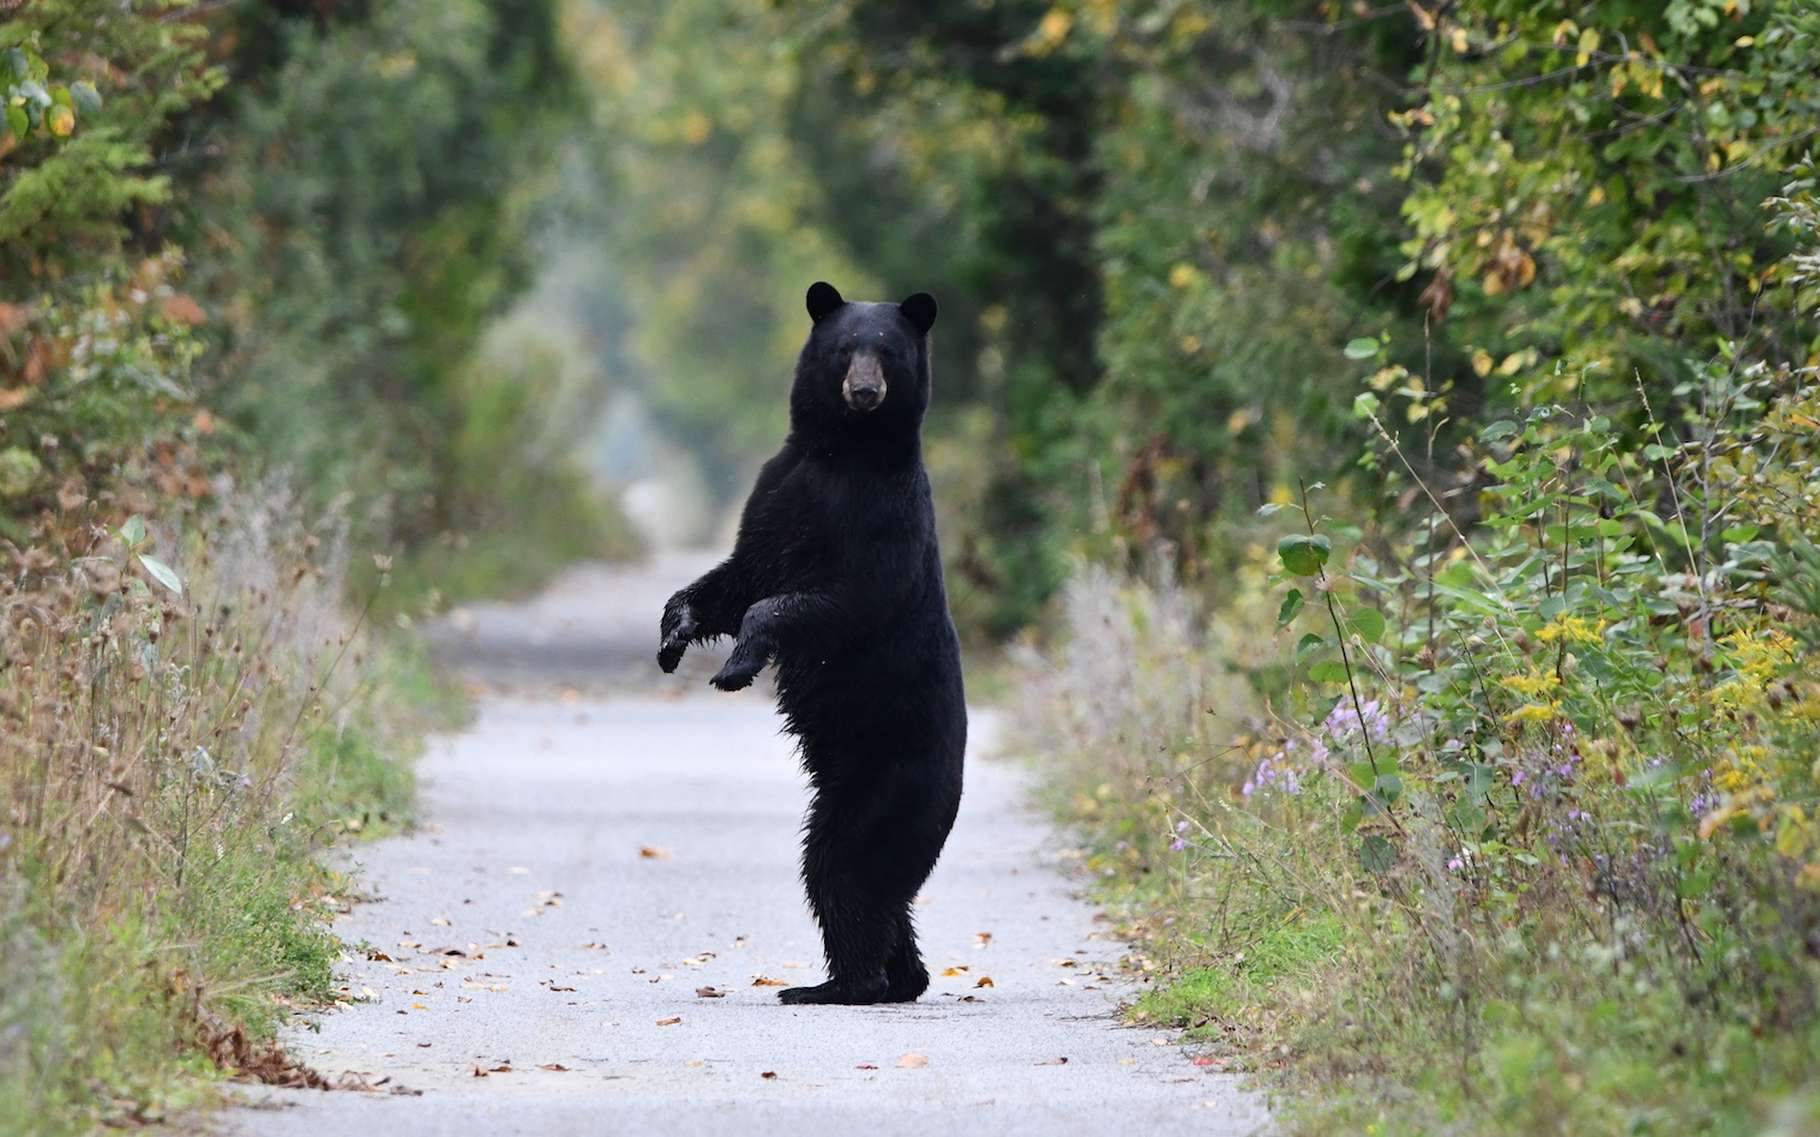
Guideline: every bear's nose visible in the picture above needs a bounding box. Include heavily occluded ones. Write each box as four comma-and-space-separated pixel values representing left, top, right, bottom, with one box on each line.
842, 354, 887, 413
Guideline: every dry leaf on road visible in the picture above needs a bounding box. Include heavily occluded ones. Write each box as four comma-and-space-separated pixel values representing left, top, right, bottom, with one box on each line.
656, 1015, 683, 1026
751, 976, 789, 987
639, 845, 671, 859
896, 1052, 929, 1069
695, 986, 726, 998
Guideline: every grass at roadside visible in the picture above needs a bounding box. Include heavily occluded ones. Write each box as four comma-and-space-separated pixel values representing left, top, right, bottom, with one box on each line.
1016, 391, 1820, 1136
0, 506, 467, 1137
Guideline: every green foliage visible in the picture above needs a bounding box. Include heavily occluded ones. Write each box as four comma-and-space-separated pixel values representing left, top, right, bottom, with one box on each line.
1, 3, 219, 532
197, 0, 603, 562
1397, 2, 1820, 413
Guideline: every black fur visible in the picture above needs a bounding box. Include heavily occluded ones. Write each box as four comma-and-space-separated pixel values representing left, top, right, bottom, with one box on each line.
658, 282, 966, 1006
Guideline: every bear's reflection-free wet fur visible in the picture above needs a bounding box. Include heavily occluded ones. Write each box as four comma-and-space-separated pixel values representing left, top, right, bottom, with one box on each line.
656, 282, 967, 1005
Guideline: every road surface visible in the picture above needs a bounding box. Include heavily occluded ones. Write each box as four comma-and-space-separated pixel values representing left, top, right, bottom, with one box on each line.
218, 552, 1268, 1136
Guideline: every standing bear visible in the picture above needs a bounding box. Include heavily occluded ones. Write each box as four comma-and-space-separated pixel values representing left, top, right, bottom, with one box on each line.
657, 281, 967, 1006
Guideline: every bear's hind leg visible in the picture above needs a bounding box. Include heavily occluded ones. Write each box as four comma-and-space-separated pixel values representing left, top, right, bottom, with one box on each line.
782, 811, 894, 1006
883, 908, 928, 1003
780, 881, 893, 1005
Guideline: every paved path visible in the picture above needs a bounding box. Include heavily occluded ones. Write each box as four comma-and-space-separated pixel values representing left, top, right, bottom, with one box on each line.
219, 554, 1267, 1136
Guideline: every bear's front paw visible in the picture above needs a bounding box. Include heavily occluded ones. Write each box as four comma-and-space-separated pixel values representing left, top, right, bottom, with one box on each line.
657, 600, 697, 673
708, 646, 767, 691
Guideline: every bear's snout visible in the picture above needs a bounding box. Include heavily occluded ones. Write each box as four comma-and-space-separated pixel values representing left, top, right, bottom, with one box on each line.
842, 353, 887, 412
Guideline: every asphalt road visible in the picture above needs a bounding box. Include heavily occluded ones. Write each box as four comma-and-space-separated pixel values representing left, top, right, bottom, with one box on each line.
216, 553, 1269, 1136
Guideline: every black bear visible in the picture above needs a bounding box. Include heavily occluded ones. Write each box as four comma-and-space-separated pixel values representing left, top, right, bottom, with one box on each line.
657, 281, 967, 1006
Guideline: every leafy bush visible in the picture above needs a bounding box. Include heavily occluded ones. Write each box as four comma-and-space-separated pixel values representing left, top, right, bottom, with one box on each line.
1020, 348, 1820, 1134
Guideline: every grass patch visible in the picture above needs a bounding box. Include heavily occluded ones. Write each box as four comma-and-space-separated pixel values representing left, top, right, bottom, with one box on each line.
1131, 913, 1343, 1042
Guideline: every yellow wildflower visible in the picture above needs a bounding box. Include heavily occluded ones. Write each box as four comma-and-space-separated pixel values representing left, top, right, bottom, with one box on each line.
1504, 701, 1561, 728
1499, 671, 1560, 698
1536, 614, 1605, 647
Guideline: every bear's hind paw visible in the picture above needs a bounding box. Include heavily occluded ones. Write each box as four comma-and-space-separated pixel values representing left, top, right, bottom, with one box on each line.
777, 978, 887, 1006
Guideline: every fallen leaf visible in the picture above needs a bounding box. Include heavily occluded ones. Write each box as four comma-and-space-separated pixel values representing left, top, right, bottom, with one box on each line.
751, 976, 789, 987
417, 1042, 432, 1048
856, 1063, 879, 1070
409, 1002, 428, 1011
489, 1064, 512, 1073
940, 966, 969, 977
656, 1016, 683, 1027
974, 932, 993, 948
1035, 1056, 1069, 1066
471, 1066, 488, 1078
695, 986, 726, 999
896, 1052, 928, 1069
760, 1071, 777, 1080
975, 976, 994, 988
429, 916, 451, 927
639, 845, 671, 860
539, 1063, 570, 1072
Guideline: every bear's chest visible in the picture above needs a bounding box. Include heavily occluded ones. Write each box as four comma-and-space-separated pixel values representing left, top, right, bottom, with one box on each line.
748, 460, 918, 591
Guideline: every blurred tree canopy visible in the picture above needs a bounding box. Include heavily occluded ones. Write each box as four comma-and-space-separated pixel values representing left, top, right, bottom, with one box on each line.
579, 0, 1819, 637
3, 0, 623, 590
8, 0, 1815, 636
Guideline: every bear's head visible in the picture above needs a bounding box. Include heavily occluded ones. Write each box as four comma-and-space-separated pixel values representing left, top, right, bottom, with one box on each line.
789, 281, 937, 447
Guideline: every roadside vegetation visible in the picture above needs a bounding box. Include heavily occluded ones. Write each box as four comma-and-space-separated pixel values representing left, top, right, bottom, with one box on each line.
2, 3, 623, 1132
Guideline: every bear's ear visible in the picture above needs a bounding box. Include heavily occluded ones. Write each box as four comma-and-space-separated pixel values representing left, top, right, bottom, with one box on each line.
806, 281, 845, 323
899, 292, 937, 336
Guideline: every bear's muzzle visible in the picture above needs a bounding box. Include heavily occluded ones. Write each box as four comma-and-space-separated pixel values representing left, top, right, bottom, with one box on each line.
842, 353, 887, 412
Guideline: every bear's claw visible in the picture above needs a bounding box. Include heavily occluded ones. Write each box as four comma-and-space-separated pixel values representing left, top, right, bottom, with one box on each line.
708, 656, 762, 691
657, 600, 696, 673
